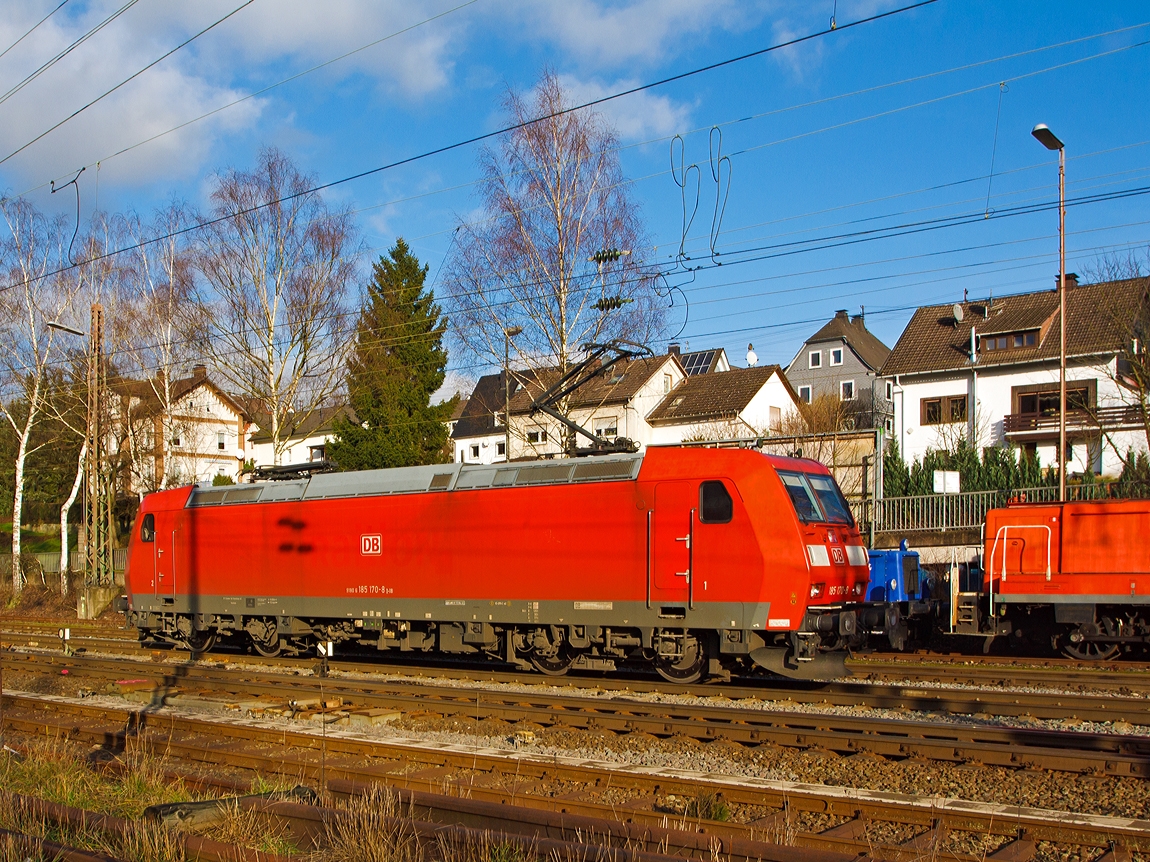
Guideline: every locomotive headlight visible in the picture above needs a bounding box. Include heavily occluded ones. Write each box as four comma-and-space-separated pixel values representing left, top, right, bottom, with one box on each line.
809, 583, 825, 599
852, 582, 865, 597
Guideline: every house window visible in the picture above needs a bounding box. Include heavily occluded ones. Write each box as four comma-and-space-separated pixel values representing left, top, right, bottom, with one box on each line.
808, 350, 822, 369
885, 381, 893, 401
309, 445, 325, 461
663, 374, 672, 393
171, 435, 181, 448
769, 406, 782, 432
527, 429, 548, 444
885, 418, 894, 432
981, 330, 1038, 352
594, 420, 618, 440
1018, 386, 1090, 415
496, 442, 506, 456
798, 386, 811, 404
921, 395, 967, 425
840, 380, 854, 401
217, 431, 226, 451
470, 445, 480, 459
830, 348, 843, 366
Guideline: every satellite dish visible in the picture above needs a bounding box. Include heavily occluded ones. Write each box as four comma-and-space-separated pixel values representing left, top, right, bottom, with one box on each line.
952, 303, 964, 323
746, 344, 758, 367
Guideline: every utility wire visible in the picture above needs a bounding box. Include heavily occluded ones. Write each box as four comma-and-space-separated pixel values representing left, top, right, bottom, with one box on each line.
0, 0, 256, 167
0, 0, 72, 64
0, 0, 140, 108
1, 0, 939, 289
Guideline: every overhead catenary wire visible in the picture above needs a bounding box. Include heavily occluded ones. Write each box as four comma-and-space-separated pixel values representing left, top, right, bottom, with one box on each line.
0, 0, 72, 64
0, 0, 141, 109
0, 0, 939, 292
0, 0, 257, 167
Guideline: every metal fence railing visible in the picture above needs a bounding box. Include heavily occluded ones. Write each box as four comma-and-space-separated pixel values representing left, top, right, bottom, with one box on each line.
873, 483, 1113, 535
0, 550, 127, 577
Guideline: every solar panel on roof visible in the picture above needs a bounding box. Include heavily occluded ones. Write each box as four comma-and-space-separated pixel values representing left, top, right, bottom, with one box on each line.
681, 350, 716, 375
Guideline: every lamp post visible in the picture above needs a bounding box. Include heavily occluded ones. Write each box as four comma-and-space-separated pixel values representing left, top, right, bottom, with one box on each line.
503, 326, 522, 463
1031, 123, 1067, 502
48, 303, 113, 586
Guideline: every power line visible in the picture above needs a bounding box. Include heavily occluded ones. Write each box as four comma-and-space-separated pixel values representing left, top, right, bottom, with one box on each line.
0, 0, 939, 290
28, 0, 481, 192
0, 0, 256, 167
0, 0, 140, 108
0, 0, 72, 64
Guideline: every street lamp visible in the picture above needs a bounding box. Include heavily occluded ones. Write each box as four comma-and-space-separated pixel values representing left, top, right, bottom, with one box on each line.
1031, 123, 1067, 502
503, 326, 522, 463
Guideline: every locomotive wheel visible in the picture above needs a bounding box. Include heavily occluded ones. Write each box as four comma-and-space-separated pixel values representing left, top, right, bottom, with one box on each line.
183, 630, 217, 654
530, 648, 574, 676
250, 635, 282, 657
1062, 640, 1120, 661
654, 634, 707, 684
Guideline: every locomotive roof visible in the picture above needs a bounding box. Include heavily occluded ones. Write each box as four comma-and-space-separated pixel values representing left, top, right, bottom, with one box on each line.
186, 454, 645, 507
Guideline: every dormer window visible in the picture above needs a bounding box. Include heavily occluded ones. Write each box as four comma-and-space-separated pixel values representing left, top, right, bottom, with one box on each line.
981, 330, 1038, 352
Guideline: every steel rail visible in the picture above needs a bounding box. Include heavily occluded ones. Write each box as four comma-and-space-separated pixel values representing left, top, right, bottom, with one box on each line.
4, 651, 1150, 776
3, 692, 1147, 859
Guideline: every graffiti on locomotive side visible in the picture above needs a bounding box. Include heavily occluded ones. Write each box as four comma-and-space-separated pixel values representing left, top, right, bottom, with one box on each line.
345, 584, 394, 595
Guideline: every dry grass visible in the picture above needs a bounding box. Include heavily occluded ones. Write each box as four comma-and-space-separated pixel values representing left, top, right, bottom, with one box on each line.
183, 798, 299, 857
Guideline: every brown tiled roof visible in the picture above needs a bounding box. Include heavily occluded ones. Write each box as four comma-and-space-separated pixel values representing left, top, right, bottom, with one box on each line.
646, 365, 786, 425
802, 310, 891, 371
115, 369, 250, 421
881, 278, 1150, 377
504, 355, 680, 414
249, 403, 352, 443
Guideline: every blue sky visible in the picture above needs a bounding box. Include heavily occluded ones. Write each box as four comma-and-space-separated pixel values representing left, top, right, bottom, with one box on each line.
1, 0, 1147, 391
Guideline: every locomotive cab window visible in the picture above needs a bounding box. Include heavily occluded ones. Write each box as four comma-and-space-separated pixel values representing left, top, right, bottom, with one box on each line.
699, 481, 733, 523
140, 513, 155, 543
778, 471, 823, 523
807, 474, 854, 526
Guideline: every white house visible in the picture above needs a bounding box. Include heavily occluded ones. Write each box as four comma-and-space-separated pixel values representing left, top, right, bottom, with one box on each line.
115, 364, 252, 490
247, 404, 350, 469
450, 373, 510, 465
882, 276, 1149, 478
646, 365, 798, 444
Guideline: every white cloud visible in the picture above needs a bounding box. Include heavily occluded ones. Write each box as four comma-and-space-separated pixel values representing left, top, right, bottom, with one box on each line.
557, 75, 692, 141
0, 1, 469, 196
521, 0, 745, 69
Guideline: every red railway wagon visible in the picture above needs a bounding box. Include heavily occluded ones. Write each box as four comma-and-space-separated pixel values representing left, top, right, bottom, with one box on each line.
123, 447, 880, 681
984, 499, 1150, 659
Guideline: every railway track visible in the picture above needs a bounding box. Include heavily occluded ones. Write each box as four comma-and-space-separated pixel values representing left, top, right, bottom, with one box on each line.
4, 650, 1150, 776
4, 690, 1148, 862
6, 618, 1150, 695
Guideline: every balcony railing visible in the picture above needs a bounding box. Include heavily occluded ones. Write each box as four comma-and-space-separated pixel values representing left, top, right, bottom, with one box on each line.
873, 483, 1112, 535
1003, 405, 1145, 434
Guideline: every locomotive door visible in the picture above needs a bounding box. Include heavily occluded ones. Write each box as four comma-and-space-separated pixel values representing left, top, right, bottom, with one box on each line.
651, 482, 695, 606
154, 520, 175, 599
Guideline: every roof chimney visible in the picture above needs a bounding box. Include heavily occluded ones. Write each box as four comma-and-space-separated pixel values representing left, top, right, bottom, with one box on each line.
834, 309, 849, 320
192, 364, 207, 380
1059, 272, 1079, 288
668, 342, 680, 356
852, 305, 865, 326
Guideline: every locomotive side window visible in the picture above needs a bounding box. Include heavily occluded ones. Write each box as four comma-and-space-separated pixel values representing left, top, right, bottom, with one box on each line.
699, 481, 733, 523
140, 513, 155, 543
778, 471, 823, 523
807, 474, 855, 526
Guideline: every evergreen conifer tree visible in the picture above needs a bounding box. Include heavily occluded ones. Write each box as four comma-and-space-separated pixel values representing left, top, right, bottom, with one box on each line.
328, 239, 455, 470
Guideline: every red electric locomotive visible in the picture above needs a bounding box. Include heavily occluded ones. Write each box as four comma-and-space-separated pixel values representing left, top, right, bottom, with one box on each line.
122, 447, 881, 681
982, 499, 1150, 659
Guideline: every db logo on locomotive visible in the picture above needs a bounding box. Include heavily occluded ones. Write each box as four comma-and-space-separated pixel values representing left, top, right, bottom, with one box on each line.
360, 534, 382, 555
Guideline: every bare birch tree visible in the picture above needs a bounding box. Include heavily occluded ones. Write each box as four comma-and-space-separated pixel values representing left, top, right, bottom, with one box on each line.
194, 149, 358, 466
0, 198, 84, 592
444, 70, 665, 446
113, 205, 199, 492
